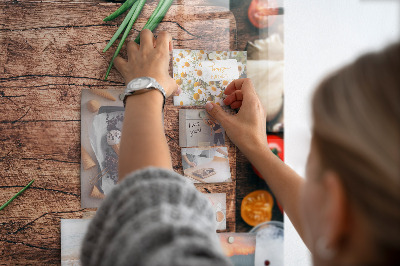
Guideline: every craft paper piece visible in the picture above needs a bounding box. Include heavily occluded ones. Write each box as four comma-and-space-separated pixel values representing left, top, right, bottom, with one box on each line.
218, 233, 256, 266
173, 49, 247, 106
81, 89, 124, 208
205, 193, 227, 230
61, 219, 91, 266
254, 223, 284, 266
89, 107, 124, 196
179, 109, 225, 147
181, 147, 231, 183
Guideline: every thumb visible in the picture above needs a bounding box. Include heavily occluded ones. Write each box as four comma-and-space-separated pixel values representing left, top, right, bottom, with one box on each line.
205, 102, 231, 128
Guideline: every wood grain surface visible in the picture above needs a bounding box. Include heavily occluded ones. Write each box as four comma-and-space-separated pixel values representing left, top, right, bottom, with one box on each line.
0, 0, 282, 264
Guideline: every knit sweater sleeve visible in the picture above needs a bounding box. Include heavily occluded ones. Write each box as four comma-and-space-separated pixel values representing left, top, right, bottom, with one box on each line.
81, 167, 232, 266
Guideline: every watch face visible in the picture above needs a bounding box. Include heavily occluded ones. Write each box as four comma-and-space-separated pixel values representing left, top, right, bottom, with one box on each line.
130, 77, 151, 90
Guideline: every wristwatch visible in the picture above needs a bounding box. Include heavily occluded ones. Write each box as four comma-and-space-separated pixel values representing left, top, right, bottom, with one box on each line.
119, 77, 166, 108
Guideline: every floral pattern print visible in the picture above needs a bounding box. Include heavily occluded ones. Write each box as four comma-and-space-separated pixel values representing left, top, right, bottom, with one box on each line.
173, 49, 247, 106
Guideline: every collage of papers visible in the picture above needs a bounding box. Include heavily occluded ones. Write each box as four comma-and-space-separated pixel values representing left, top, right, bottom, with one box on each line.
80, 49, 247, 237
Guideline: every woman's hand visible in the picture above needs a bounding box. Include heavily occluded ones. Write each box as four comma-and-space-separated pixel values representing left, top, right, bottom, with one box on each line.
205, 78, 268, 156
113, 29, 178, 97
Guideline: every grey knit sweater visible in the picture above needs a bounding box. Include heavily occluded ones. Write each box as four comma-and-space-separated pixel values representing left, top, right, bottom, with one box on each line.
81, 167, 232, 266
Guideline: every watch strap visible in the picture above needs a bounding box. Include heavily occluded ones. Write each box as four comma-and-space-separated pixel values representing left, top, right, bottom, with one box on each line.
120, 77, 166, 108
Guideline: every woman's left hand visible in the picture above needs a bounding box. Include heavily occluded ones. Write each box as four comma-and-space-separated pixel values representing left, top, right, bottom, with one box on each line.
113, 29, 178, 97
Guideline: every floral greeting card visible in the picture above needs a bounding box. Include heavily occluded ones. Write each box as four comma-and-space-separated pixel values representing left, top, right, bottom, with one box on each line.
173, 49, 247, 106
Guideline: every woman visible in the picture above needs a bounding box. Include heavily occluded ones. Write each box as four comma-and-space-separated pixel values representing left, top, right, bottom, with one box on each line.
81, 29, 400, 265
202, 117, 225, 146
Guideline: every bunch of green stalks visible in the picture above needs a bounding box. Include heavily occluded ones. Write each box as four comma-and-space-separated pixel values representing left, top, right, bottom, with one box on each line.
103, 0, 174, 80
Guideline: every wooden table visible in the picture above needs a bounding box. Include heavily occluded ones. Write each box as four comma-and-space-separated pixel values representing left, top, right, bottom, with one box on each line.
0, 0, 282, 263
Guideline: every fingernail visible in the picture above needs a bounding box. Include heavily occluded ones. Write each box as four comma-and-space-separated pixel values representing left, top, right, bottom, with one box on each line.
205, 102, 214, 112
177, 86, 182, 94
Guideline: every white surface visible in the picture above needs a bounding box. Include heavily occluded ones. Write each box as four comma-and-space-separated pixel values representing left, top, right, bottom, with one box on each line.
284, 1, 399, 265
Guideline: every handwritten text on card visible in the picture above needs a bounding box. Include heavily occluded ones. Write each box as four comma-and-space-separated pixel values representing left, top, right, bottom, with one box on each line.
199, 59, 239, 82
188, 122, 202, 138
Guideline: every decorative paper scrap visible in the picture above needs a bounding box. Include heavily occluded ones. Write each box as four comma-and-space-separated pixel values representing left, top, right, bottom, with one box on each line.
181, 147, 231, 183
61, 219, 91, 266
179, 109, 225, 147
173, 49, 247, 106
218, 233, 256, 266
205, 193, 227, 230
81, 89, 124, 208
254, 223, 284, 266
88, 107, 124, 196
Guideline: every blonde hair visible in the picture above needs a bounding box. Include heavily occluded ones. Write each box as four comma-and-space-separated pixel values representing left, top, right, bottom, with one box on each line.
312, 43, 400, 264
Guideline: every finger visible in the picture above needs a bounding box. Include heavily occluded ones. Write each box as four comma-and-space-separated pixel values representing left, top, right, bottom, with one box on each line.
164, 78, 179, 98
224, 78, 255, 97
175, 86, 182, 96
113, 56, 127, 74
127, 40, 139, 57
170, 80, 179, 96
205, 102, 231, 128
139, 29, 154, 52
223, 90, 243, 105
156, 31, 172, 52
230, 101, 242, 109
224, 79, 242, 95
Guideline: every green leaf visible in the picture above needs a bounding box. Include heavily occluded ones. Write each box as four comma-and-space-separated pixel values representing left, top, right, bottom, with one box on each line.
103, 0, 138, 22
104, 0, 147, 80
0, 179, 34, 211
103, 0, 140, 53
134, 0, 174, 44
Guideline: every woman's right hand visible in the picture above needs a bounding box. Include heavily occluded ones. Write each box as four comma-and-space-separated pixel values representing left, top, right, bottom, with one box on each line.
205, 78, 268, 156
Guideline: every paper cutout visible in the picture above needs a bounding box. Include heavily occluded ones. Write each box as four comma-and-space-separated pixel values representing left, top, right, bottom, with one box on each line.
81, 89, 124, 208
173, 49, 247, 106
205, 193, 227, 230
179, 109, 225, 147
61, 219, 91, 265
181, 147, 231, 183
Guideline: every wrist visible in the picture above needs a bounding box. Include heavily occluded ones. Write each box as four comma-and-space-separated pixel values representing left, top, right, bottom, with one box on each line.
125, 90, 164, 110
239, 136, 270, 160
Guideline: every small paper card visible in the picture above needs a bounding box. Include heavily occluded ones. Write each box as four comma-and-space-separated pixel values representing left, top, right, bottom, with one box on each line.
205, 193, 227, 230
81, 89, 124, 208
61, 219, 91, 265
179, 109, 225, 148
181, 147, 231, 183
173, 49, 247, 106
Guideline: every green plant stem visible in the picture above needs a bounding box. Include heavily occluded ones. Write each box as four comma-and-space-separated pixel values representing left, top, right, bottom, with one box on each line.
0, 179, 34, 211
103, 0, 140, 53
134, 0, 165, 41
105, 0, 147, 80
103, 0, 137, 22
134, 0, 173, 44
